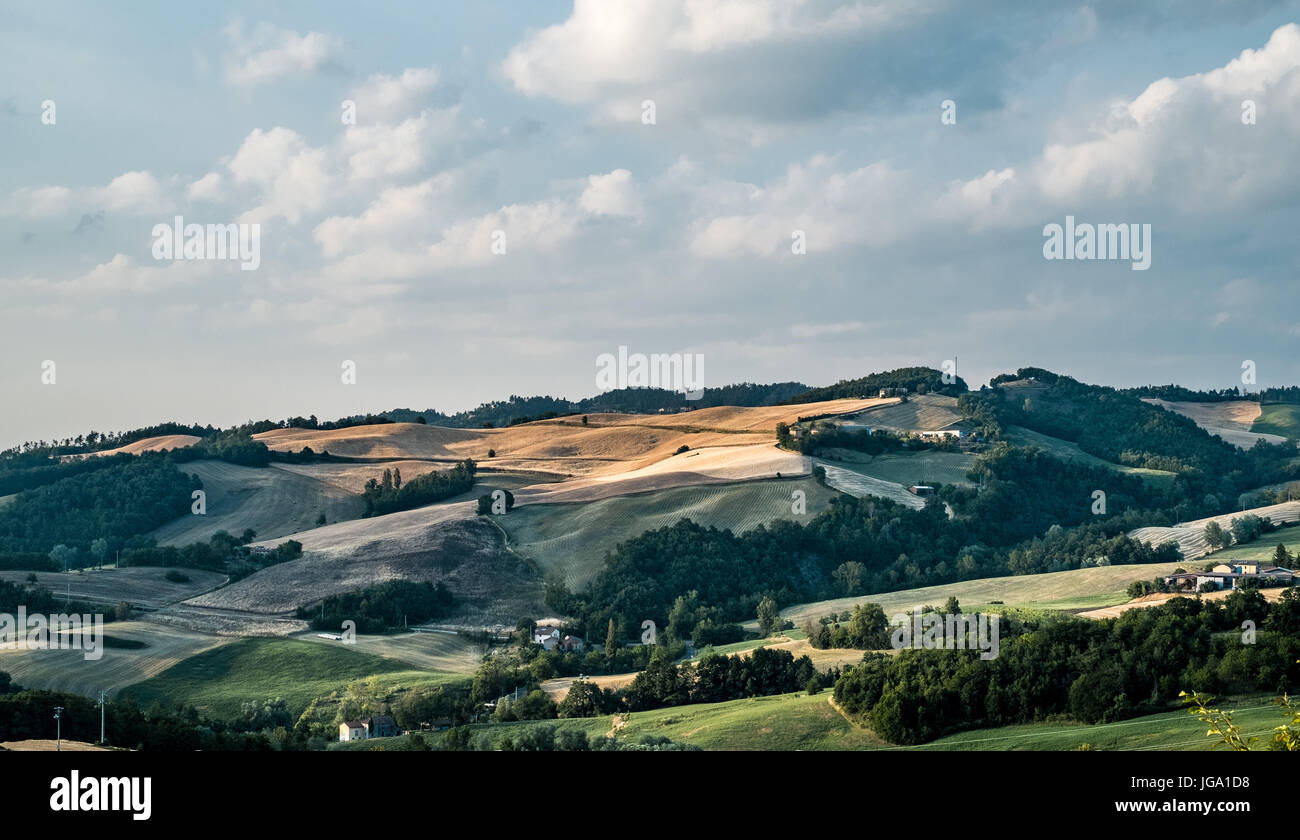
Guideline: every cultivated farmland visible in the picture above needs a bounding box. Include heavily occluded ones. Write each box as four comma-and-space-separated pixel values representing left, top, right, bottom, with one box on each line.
1142, 399, 1285, 449
1128, 500, 1300, 561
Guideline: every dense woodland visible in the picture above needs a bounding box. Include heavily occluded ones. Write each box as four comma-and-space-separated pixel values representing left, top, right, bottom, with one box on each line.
787, 366, 969, 402
298, 580, 455, 632
834, 590, 1300, 744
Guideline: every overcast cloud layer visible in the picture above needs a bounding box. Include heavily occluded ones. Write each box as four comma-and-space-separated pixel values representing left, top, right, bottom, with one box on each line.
3, 1, 1300, 448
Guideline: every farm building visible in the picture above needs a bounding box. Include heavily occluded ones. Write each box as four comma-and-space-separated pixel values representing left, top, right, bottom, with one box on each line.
908, 485, 936, 497
533, 625, 584, 652
338, 715, 401, 742
339, 720, 368, 742
1163, 564, 1294, 591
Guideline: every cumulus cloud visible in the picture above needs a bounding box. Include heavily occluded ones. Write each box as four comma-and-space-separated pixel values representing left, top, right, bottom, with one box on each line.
579, 169, 642, 217
1033, 23, 1300, 208
228, 127, 334, 223
346, 67, 440, 123
4, 172, 167, 217
223, 21, 344, 85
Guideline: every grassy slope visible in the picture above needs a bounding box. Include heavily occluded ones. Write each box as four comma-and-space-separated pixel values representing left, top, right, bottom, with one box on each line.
1253, 404, 1300, 438
334, 691, 1284, 751
119, 637, 461, 719
1004, 426, 1176, 486
1200, 526, 1300, 567
770, 561, 1191, 629
817, 448, 976, 487
499, 476, 839, 590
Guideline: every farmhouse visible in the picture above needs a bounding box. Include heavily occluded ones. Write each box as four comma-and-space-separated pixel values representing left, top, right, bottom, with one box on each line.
337, 715, 401, 742
533, 625, 585, 652
1163, 564, 1295, 591
908, 485, 936, 497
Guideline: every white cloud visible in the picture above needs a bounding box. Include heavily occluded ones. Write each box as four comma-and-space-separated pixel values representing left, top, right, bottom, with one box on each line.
228, 127, 333, 223
187, 172, 224, 201
347, 67, 440, 123
1033, 23, 1300, 206
94, 171, 166, 212
579, 169, 642, 217
223, 21, 343, 85
4, 173, 166, 218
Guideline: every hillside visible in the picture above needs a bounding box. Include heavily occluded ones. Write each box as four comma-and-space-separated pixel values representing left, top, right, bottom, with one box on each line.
151, 460, 366, 546
1141, 399, 1285, 449
1127, 500, 1300, 561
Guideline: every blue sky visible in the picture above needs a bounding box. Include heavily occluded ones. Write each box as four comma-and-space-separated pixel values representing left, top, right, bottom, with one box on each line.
3, 1, 1300, 448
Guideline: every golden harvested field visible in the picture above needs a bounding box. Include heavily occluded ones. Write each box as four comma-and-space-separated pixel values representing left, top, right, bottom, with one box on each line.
251, 399, 888, 477
62, 434, 201, 460
1142, 399, 1285, 449
1128, 500, 1300, 561
513, 443, 808, 504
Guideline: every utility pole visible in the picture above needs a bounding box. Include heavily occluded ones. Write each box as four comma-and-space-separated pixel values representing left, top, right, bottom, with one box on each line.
98, 690, 107, 745
54, 706, 63, 751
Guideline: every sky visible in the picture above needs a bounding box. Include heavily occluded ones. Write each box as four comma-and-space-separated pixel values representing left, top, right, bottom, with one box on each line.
3, 0, 1300, 449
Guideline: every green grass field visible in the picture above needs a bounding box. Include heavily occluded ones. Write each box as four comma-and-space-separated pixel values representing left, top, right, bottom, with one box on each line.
500, 477, 839, 589
817, 448, 976, 487
332, 691, 1285, 751
1252, 404, 1300, 438
119, 637, 462, 720
768, 560, 1191, 629
1201, 525, 1300, 567
1005, 426, 1176, 486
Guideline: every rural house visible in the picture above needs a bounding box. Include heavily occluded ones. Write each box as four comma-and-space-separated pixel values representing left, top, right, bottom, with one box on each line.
339, 720, 368, 742
1163, 564, 1295, 591
533, 625, 585, 652
338, 715, 401, 742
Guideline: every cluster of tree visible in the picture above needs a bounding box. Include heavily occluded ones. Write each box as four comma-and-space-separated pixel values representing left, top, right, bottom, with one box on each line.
777, 422, 915, 457
963, 370, 1292, 504
445, 726, 698, 752
803, 602, 892, 649
787, 366, 969, 403
1, 422, 214, 460
472, 627, 688, 696
1123, 384, 1300, 405
0, 454, 197, 556
0, 683, 325, 751
296, 580, 454, 633
119, 531, 301, 579
361, 459, 476, 517
1203, 515, 1282, 550
622, 647, 833, 712
172, 431, 270, 467
833, 590, 1300, 744
0, 579, 119, 621
0, 451, 142, 496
